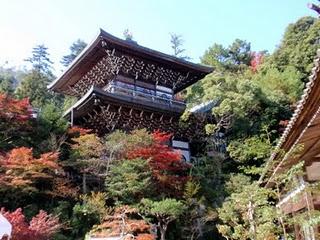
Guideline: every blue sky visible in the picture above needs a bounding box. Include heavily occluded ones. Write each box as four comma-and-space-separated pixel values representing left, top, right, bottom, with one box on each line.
0, 0, 316, 74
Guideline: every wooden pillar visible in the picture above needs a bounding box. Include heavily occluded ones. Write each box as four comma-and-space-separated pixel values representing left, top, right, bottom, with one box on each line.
70, 108, 74, 126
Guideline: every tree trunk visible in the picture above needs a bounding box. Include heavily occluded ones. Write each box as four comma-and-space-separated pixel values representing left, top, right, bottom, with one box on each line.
247, 200, 256, 239
82, 172, 87, 193
160, 224, 168, 240
196, 218, 203, 238
276, 185, 287, 240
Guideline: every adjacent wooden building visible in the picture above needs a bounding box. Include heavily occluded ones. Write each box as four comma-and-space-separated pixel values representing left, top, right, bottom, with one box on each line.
49, 29, 213, 160
263, 50, 320, 240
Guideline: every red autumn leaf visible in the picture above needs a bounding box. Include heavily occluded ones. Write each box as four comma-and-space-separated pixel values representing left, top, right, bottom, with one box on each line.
127, 131, 190, 196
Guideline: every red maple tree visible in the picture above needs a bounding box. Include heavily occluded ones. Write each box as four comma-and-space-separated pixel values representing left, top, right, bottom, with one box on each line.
67, 126, 92, 137
0, 94, 31, 122
0, 147, 59, 188
127, 131, 190, 196
0, 94, 32, 151
250, 52, 264, 73
1, 208, 60, 240
0, 147, 78, 198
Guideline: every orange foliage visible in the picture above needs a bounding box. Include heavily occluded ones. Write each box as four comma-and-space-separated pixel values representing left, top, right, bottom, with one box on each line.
0, 94, 32, 151
127, 131, 189, 171
0, 147, 59, 188
0, 147, 78, 198
48, 177, 79, 198
90, 206, 153, 239
67, 126, 92, 137
5, 147, 59, 170
0, 94, 31, 122
136, 234, 156, 240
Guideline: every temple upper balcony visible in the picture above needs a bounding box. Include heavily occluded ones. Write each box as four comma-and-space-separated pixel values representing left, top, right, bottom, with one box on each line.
102, 80, 186, 112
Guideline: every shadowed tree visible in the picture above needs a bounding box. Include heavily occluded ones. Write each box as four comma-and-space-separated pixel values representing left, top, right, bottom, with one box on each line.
0, 73, 15, 95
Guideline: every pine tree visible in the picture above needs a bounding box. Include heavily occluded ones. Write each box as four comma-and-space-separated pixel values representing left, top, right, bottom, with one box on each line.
170, 33, 190, 60
140, 198, 186, 240
16, 45, 56, 107
25, 44, 53, 76
61, 39, 87, 67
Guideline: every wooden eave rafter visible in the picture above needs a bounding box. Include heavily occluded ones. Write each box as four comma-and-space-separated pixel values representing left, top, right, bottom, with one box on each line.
64, 86, 210, 140
48, 29, 213, 94
64, 86, 185, 119
262, 49, 320, 187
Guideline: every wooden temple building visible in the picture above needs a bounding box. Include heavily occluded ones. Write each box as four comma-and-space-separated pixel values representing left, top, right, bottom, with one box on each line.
48, 29, 213, 160
262, 50, 320, 239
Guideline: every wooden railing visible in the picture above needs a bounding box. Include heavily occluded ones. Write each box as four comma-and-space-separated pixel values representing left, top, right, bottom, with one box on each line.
104, 83, 186, 109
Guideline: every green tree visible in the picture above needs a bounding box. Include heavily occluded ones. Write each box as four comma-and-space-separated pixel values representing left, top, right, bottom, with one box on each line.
186, 64, 302, 176
140, 198, 186, 240
190, 154, 225, 204
268, 16, 320, 82
63, 95, 78, 112
71, 192, 109, 238
181, 181, 207, 240
25, 44, 54, 75
201, 39, 252, 72
61, 39, 87, 67
16, 71, 50, 107
16, 45, 57, 107
254, 66, 303, 105
32, 102, 69, 153
228, 39, 252, 66
0, 73, 15, 95
170, 33, 190, 60
106, 158, 153, 204
217, 176, 278, 240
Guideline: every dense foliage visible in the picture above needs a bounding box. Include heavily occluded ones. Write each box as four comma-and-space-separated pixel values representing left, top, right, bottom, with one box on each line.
1, 16, 320, 240
187, 16, 320, 239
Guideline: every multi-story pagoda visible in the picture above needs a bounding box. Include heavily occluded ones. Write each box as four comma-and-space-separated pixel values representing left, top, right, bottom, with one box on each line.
49, 29, 213, 160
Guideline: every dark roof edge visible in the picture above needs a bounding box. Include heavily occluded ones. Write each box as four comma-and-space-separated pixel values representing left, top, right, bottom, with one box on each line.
48, 31, 102, 90
63, 86, 96, 117
99, 29, 213, 73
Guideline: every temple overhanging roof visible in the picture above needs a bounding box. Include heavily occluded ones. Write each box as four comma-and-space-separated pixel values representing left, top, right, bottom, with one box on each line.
261, 49, 320, 186
48, 29, 213, 95
64, 86, 185, 119
64, 86, 210, 140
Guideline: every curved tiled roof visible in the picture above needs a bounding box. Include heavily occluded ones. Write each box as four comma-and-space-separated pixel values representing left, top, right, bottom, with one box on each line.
273, 51, 320, 155
261, 49, 320, 184
48, 29, 213, 94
